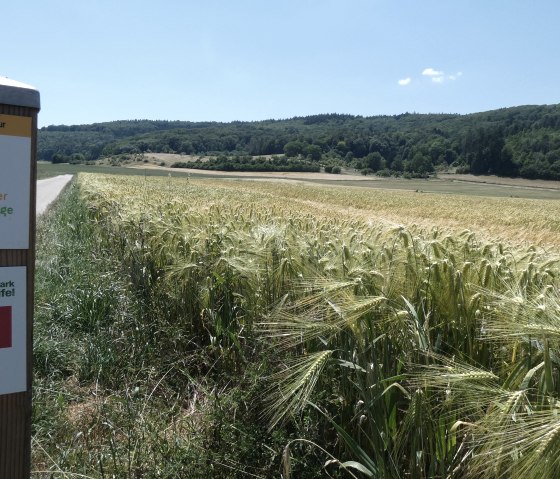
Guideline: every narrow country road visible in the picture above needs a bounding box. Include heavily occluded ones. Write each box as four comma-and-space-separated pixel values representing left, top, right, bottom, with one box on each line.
36, 174, 73, 216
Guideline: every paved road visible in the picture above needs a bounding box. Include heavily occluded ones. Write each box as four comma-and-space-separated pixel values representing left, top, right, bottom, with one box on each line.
36, 174, 73, 215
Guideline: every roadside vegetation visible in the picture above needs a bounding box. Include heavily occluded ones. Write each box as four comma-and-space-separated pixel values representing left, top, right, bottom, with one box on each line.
33, 174, 559, 478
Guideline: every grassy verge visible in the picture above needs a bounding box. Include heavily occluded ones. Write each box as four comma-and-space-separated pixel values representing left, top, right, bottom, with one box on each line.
32, 180, 308, 478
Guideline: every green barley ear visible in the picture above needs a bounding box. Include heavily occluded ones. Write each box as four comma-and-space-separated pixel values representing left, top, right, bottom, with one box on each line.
430, 240, 444, 259
481, 261, 493, 287
263, 350, 333, 430
400, 229, 411, 247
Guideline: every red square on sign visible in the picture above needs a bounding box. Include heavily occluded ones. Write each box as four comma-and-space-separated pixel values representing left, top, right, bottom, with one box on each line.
0, 306, 12, 349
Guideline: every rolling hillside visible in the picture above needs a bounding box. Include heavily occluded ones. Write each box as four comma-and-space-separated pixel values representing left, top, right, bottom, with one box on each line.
38, 104, 560, 180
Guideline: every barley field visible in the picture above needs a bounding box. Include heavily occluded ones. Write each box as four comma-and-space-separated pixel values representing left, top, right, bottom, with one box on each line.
33, 173, 560, 478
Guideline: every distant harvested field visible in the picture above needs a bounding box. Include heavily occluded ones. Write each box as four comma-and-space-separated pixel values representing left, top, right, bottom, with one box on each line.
439, 173, 560, 190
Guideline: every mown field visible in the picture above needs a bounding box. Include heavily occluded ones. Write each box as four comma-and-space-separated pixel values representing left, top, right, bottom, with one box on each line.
33, 173, 559, 478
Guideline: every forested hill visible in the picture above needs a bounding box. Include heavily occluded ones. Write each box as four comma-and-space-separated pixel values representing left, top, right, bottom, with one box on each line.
38, 104, 560, 180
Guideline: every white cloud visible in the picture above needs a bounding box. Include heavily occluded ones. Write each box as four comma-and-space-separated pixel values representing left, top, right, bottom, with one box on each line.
422, 68, 444, 77
448, 72, 463, 81
398, 68, 461, 86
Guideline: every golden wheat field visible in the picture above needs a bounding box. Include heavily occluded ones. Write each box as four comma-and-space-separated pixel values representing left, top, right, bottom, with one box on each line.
62, 172, 560, 478
79, 173, 560, 248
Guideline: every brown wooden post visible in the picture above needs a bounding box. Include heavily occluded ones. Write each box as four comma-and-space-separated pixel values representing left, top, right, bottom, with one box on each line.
0, 78, 40, 478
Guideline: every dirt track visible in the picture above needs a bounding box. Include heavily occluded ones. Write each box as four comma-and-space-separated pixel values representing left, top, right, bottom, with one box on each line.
36, 174, 73, 215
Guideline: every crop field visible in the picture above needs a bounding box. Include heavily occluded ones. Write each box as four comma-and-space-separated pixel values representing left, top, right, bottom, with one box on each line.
33, 173, 559, 478
37, 161, 560, 201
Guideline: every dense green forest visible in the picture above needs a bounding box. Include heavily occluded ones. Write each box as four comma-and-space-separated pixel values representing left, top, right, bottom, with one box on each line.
38, 104, 560, 179
172, 155, 321, 173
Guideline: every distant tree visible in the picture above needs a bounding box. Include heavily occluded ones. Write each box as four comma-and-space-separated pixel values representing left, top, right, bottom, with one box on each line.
137, 141, 150, 152
390, 156, 405, 172
70, 153, 86, 164
369, 136, 392, 160
366, 152, 386, 171
306, 144, 322, 161
493, 144, 517, 176
550, 160, 560, 179
284, 140, 305, 157
519, 157, 548, 179
350, 137, 368, 157
405, 152, 433, 174
376, 168, 392, 177
168, 136, 181, 152
335, 141, 349, 155
462, 127, 505, 175
179, 140, 194, 154
427, 139, 446, 163
546, 150, 560, 164
444, 149, 458, 165
51, 153, 66, 164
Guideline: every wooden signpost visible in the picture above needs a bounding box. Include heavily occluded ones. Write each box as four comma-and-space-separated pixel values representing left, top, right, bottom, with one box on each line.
0, 77, 40, 478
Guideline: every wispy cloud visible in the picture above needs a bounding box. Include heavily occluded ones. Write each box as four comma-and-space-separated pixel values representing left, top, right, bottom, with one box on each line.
397, 69, 462, 86
422, 67, 443, 77
422, 68, 463, 83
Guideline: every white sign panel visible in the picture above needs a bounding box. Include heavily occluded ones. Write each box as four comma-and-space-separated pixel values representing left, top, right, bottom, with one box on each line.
0, 266, 26, 395
0, 114, 32, 249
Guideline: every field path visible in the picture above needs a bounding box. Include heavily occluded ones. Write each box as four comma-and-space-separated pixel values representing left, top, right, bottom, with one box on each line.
36, 174, 73, 215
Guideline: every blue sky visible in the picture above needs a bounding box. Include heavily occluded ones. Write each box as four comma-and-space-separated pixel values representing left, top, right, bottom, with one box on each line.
4, 0, 560, 127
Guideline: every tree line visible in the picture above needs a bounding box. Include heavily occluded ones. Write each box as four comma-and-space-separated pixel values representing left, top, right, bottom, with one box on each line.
38, 105, 560, 180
